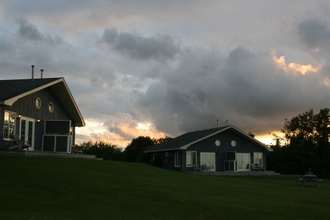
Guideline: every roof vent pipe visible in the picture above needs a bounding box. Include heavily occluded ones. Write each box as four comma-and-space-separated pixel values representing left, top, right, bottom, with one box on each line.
41, 69, 44, 79
31, 65, 35, 79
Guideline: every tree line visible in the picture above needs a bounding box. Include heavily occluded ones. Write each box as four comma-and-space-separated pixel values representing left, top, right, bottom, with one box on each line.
76, 108, 330, 178
75, 136, 172, 164
267, 108, 330, 178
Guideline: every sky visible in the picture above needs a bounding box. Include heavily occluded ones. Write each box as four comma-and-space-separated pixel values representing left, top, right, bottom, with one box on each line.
1, 0, 330, 148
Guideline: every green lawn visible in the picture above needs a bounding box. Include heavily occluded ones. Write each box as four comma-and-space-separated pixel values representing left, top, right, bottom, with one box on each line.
0, 155, 329, 220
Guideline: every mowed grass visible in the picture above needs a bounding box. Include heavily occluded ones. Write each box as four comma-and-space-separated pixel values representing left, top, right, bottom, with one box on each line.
0, 155, 329, 220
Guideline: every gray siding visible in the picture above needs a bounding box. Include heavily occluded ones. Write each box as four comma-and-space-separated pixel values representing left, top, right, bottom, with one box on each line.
0, 88, 73, 150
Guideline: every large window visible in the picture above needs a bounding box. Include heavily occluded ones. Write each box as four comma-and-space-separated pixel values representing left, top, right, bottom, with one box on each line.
174, 151, 181, 167
3, 111, 16, 140
201, 153, 216, 171
237, 153, 250, 171
253, 152, 263, 166
186, 151, 197, 167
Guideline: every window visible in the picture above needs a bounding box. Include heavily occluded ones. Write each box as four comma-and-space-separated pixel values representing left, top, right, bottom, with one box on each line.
35, 98, 41, 109
174, 151, 181, 167
3, 111, 16, 140
254, 152, 263, 166
186, 151, 197, 167
48, 102, 54, 113
201, 153, 216, 171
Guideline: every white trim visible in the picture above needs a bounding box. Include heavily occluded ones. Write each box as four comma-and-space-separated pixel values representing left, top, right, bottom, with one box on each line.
3, 78, 63, 106
180, 127, 230, 150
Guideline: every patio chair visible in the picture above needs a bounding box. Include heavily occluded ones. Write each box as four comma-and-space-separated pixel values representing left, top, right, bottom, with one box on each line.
251, 164, 260, 171
9, 135, 30, 150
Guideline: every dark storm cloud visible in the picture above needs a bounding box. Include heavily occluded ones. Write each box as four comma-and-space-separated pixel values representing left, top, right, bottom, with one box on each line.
297, 19, 330, 51
16, 18, 64, 45
222, 46, 293, 115
135, 46, 329, 136
101, 28, 180, 61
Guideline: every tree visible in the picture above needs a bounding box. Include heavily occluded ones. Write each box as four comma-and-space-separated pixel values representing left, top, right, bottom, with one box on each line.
153, 136, 173, 145
78, 141, 123, 161
271, 108, 330, 177
123, 136, 155, 162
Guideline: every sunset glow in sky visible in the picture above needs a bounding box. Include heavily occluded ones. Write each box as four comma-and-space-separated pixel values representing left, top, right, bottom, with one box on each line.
1, 1, 330, 148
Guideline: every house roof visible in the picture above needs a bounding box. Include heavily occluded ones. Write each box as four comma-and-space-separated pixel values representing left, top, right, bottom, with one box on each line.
0, 77, 85, 127
145, 125, 273, 153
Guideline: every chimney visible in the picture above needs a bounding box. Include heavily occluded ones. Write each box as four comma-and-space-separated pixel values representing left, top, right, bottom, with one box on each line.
41, 69, 44, 78
31, 65, 35, 79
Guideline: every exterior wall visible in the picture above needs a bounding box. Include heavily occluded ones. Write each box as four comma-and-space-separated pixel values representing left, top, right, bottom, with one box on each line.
151, 151, 185, 172
0, 88, 73, 150
185, 130, 267, 172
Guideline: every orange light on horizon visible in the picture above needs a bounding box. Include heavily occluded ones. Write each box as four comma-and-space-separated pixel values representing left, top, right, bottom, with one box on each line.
273, 55, 319, 75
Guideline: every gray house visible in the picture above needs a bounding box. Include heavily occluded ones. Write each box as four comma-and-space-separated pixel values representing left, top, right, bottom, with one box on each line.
145, 126, 273, 172
0, 77, 85, 152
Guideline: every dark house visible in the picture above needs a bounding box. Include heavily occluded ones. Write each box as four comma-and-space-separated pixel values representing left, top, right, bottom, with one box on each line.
0, 77, 85, 152
145, 126, 273, 172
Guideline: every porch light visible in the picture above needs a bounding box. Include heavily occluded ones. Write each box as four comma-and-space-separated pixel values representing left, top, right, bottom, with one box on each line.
36, 118, 41, 123
17, 114, 21, 119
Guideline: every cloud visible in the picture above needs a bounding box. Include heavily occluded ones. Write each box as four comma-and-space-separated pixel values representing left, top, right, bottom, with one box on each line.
297, 18, 330, 56
134, 46, 328, 138
2, 1, 330, 147
101, 28, 181, 61
16, 17, 64, 45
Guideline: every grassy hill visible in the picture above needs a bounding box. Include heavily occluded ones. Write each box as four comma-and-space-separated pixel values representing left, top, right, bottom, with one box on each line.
0, 155, 329, 220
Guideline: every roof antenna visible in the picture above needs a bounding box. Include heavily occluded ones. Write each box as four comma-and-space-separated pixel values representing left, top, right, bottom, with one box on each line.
41, 69, 44, 79
226, 120, 228, 126
217, 119, 219, 128
31, 65, 35, 80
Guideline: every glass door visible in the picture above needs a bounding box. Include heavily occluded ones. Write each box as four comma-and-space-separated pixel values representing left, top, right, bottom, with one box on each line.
237, 153, 250, 171
20, 117, 35, 151
200, 153, 216, 171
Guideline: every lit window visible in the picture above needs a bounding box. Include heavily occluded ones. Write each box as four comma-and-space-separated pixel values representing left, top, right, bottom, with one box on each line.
35, 98, 41, 109
3, 111, 16, 140
254, 152, 263, 166
48, 102, 54, 113
186, 151, 197, 167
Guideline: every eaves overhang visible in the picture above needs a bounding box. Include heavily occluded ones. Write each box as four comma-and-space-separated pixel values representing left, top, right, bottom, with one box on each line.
144, 148, 180, 153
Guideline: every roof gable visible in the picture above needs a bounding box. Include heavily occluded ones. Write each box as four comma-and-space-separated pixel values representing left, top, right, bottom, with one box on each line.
0, 78, 85, 127
0, 78, 62, 102
145, 125, 272, 153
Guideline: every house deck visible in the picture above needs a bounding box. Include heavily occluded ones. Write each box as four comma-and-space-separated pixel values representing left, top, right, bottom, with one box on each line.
187, 171, 280, 176
0, 150, 99, 160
